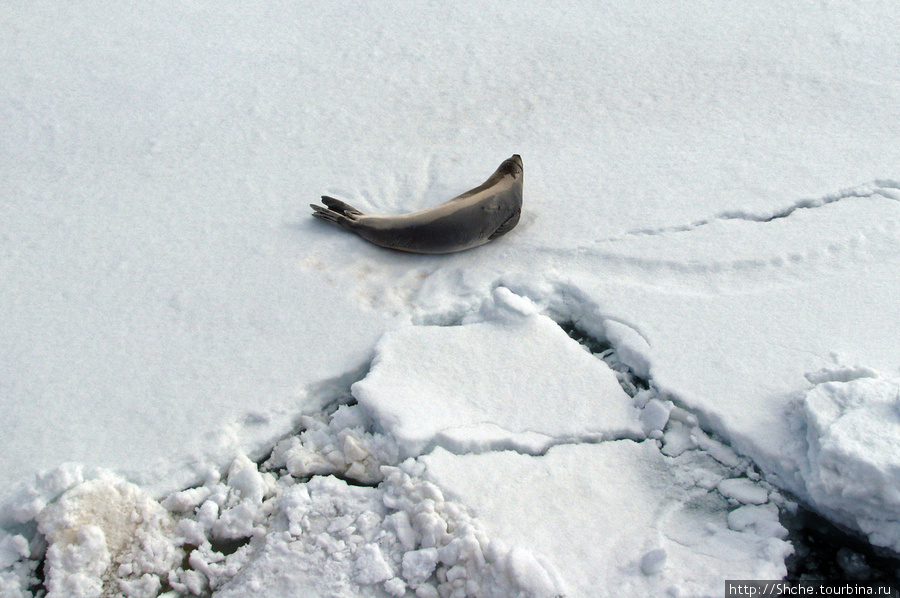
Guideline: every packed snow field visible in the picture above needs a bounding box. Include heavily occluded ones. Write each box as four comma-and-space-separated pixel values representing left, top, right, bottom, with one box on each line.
3, 1, 900, 597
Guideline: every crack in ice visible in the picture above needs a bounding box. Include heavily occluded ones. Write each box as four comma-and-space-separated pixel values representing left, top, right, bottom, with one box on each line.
595, 181, 900, 244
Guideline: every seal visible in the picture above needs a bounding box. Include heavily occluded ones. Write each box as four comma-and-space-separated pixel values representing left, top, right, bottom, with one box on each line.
310, 154, 523, 254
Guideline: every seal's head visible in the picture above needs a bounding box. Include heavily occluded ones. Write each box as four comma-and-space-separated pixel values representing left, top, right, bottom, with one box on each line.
497, 154, 523, 178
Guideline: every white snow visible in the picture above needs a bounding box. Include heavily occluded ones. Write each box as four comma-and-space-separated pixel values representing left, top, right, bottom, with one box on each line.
3, 0, 900, 596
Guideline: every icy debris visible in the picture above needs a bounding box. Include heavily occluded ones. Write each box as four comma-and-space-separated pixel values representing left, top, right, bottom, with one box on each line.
667, 406, 699, 427
726, 504, 788, 539
718, 478, 769, 505
166, 455, 279, 594
660, 421, 697, 457
640, 398, 674, 434
0, 395, 542, 598
214, 459, 561, 598
265, 405, 399, 484
0, 533, 29, 570
226, 454, 269, 505
212, 454, 276, 540
596, 345, 647, 397
386, 510, 417, 552
0, 453, 284, 598
161, 486, 211, 514
694, 433, 744, 468
353, 543, 394, 584
0, 292, 804, 597
633, 389, 655, 408
792, 374, 900, 550
668, 450, 727, 492
403, 547, 439, 585
471, 286, 541, 322
380, 461, 566, 598
603, 319, 652, 381
0, 532, 37, 598
3, 306, 798, 598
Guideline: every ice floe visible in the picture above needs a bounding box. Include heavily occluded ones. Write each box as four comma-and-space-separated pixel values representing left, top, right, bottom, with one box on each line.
790, 372, 900, 551
353, 288, 641, 458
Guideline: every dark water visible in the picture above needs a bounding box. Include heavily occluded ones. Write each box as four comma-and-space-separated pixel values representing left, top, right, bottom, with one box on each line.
783, 505, 900, 584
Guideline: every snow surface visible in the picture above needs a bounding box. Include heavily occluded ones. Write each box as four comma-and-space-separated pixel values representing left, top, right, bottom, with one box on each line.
3, 0, 900, 596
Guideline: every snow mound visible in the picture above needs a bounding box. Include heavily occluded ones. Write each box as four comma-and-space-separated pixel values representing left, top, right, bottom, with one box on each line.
353, 288, 641, 457
793, 373, 900, 550
3, 456, 280, 598
36, 477, 180, 598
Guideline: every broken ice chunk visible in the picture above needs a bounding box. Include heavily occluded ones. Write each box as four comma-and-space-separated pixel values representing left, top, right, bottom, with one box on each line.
718, 478, 769, 505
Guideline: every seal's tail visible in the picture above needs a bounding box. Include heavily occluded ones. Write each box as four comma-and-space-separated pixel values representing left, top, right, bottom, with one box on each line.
310, 196, 364, 230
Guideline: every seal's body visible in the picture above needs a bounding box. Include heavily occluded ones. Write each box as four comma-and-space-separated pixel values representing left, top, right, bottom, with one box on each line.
311, 155, 523, 254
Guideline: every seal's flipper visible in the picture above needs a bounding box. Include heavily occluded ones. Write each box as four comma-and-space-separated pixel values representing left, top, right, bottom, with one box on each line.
321, 197, 364, 217
488, 210, 521, 240
310, 203, 358, 230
